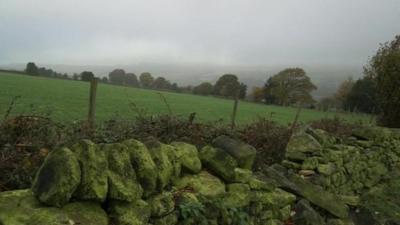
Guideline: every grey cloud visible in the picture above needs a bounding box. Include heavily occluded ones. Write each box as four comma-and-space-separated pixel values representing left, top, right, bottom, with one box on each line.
0, 0, 399, 66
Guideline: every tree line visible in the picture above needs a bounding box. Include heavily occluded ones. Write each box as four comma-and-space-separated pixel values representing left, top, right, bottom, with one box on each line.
23, 63, 248, 99
317, 35, 400, 127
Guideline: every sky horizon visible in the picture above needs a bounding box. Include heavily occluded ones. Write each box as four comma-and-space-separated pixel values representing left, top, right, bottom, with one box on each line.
1, 0, 399, 68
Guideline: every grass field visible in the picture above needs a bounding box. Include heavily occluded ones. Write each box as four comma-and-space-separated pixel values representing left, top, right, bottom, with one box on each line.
0, 71, 371, 125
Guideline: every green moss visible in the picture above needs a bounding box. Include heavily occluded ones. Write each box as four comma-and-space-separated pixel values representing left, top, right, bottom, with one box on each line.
150, 212, 178, 225
173, 171, 226, 197
199, 145, 238, 182
224, 183, 251, 208
0, 189, 107, 225
171, 142, 202, 174
147, 192, 175, 218
212, 135, 257, 170
286, 133, 322, 154
71, 140, 108, 202
162, 143, 182, 180
103, 143, 143, 202
147, 141, 174, 191
251, 188, 296, 209
31, 147, 81, 207
108, 200, 151, 225
123, 139, 158, 197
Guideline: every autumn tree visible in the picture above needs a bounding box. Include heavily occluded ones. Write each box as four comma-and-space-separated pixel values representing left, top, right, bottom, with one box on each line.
251, 86, 265, 102
193, 82, 213, 95
264, 68, 316, 106
334, 77, 354, 109
139, 72, 154, 88
214, 74, 240, 97
364, 35, 400, 127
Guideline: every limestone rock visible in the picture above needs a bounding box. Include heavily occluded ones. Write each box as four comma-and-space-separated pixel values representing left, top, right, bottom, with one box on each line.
123, 139, 158, 196
212, 135, 257, 169
199, 145, 238, 181
287, 132, 322, 153
31, 147, 81, 207
290, 175, 349, 218
71, 140, 108, 202
108, 200, 151, 225
103, 143, 143, 202
173, 171, 225, 197
171, 142, 202, 174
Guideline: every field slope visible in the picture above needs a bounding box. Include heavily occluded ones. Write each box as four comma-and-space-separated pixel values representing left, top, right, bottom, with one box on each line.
0, 72, 369, 125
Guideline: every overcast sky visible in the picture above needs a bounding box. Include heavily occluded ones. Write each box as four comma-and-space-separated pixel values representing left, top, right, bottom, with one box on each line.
0, 0, 399, 67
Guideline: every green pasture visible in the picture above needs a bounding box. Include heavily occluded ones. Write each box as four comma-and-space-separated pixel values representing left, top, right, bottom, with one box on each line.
0, 72, 370, 125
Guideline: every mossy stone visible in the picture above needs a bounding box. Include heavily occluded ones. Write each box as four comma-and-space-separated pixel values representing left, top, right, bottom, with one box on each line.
150, 212, 178, 225
224, 183, 251, 208
199, 145, 238, 182
31, 147, 81, 207
71, 140, 108, 202
147, 192, 175, 218
212, 135, 256, 170
171, 142, 202, 174
123, 139, 158, 197
0, 189, 108, 225
108, 200, 151, 225
173, 171, 225, 197
146, 141, 174, 190
103, 143, 143, 202
251, 188, 296, 208
286, 133, 322, 154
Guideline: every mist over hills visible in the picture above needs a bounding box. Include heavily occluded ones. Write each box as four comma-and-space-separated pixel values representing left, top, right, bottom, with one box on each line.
0, 62, 363, 99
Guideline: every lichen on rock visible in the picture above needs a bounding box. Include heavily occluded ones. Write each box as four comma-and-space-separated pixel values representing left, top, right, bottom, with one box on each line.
170, 142, 202, 174
31, 147, 81, 207
108, 199, 151, 225
71, 139, 108, 202
199, 145, 238, 182
103, 143, 143, 202
123, 139, 158, 197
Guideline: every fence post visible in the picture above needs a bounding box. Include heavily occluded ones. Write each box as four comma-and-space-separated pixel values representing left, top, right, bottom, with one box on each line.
290, 101, 303, 134
88, 78, 98, 130
231, 95, 239, 129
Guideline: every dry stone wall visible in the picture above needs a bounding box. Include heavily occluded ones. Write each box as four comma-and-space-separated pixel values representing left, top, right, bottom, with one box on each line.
0, 136, 292, 225
264, 126, 400, 225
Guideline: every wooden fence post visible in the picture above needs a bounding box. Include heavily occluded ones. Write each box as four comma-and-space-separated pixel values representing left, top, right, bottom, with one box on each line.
231, 95, 239, 129
290, 102, 303, 134
88, 78, 98, 130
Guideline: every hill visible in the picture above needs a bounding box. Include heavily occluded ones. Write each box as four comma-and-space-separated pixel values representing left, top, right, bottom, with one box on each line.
0, 71, 369, 124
